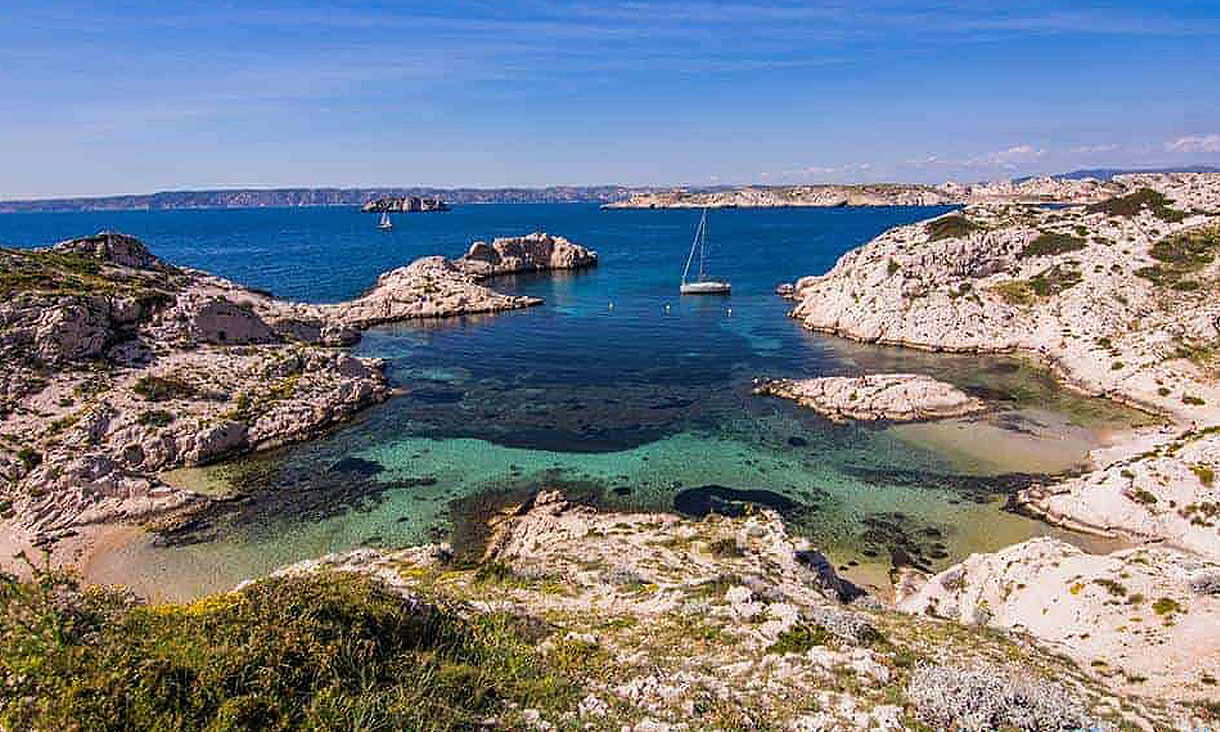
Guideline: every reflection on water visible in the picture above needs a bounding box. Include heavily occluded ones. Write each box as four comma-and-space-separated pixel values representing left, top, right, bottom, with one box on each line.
0, 204, 1155, 600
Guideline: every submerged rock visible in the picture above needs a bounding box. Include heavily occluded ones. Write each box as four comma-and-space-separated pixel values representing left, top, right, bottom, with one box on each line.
672, 485, 805, 519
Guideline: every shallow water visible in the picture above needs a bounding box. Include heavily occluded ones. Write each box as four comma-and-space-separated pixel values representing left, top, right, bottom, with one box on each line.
1, 204, 1152, 599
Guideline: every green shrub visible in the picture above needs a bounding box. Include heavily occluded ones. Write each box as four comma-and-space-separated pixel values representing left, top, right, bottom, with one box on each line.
1192, 465, 1215, 486
926, 215, 980, 242
1152, 597, 1183, 615
1135, 225, 1220, 291
132, 375, 196, 402
1087, 188, 1188, 222
1021, 232, 1087, 259
1131, 489, 1158, 505
16, 447, 41, 471
766, 622, 834, 654
1028, 264, 1082, 297
0, 567, 576, 732
1183, 394, 1206, 406
707, 537, 744, 558
137, 409, 175, 428
993, 280, 1035, 305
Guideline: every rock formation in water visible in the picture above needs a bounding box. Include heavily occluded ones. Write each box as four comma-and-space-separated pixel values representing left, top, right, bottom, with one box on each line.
360, 196, 450, 212
0, 231, 596, 545
753, 374, 985, 422
259, 490, 1206, 730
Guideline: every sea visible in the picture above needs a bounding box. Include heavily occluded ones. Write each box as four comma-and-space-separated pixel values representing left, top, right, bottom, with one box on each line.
0, 204, 1147, 599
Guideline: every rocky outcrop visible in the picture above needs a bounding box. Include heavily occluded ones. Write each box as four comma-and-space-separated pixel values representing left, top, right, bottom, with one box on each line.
456, 232, 598, 277
899, 537, 1220, 701
753, 374, 985, 422
604, 184, 953, 209
943, 175, 1128, 204
601, 175, 1194, 209
316, 256, 542, 328
0, 230, 595, 542
782, 174, 1220, 554
785, 174, 1220, 423
360, 196, 450, 213
264, 492, 1199, 730
1019, 426, 1220, 558
315, 233, 596, 328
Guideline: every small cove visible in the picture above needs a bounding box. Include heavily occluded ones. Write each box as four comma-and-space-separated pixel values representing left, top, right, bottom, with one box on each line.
1, 204, 1154, 599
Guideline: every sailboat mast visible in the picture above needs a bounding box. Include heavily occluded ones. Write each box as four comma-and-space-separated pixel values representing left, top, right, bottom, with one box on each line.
698, 208, 707, 281
681, 209, 705, 285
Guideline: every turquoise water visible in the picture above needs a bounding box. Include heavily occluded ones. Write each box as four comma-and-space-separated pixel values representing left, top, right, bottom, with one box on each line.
1, 205, 1146, 599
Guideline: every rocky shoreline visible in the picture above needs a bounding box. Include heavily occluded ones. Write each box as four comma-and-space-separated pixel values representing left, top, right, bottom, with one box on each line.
0, 231, 596, 548
602, 173, 1195, 209
766, 172, 1220, 709
256, 490, 1214, 729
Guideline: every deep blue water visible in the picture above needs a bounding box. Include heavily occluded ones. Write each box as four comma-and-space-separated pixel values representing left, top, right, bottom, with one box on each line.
0, 204, 1140, 598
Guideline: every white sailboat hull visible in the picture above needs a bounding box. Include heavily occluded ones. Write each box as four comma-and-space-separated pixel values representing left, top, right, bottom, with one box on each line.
680, 281, 731, 294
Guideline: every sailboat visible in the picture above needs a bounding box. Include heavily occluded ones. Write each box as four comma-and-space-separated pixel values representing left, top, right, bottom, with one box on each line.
378, 210, 393, 230
680, 208, 731, 294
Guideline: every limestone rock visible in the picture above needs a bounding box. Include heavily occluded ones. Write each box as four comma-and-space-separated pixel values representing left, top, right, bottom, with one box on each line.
754, 374, 984, 422
900, 537, 1220, 701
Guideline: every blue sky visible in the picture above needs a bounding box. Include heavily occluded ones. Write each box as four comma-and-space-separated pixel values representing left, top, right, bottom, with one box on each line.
1, 1, 1218, 197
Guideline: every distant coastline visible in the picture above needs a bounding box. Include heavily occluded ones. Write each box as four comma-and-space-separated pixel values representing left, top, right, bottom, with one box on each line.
0, 186, 643, 213
4, 166, 1215, 213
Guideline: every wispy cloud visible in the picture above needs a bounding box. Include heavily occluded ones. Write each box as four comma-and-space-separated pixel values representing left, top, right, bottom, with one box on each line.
964, 145, 1045, 168
1165, 134, 1220, 153
1070, 144, 1121, 154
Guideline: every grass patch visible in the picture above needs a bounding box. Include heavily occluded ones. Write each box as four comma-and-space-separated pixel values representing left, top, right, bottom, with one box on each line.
707, 537, 745, 558
0, 247, 175, 300
1131, 489, 1158, 505
132, 374, 196, 402
1092, 578, 1127, 597
1086, 188, 1188, 223
16, 447, 42, 471
766, 622, 834, 655
1028, 264, 1082, 297
1152, 597, 1183, 616
137, 409, 175, 428
1020, 232, 1088, 259
993, 280, 1036, 305
0, 565, 576, 732
926, 215, 981, 242
1136, 224, 1220, 290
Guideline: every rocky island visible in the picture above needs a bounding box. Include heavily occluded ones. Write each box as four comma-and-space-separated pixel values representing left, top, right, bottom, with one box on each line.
0, 231, 596, 550
753, 374, 986, 422
360, 195, 450, 212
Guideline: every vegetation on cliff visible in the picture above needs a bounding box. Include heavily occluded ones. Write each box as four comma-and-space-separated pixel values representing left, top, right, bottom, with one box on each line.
0, 562, 574, 732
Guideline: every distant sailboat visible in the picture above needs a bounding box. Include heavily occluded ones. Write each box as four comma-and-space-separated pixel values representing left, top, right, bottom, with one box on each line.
378, 210, 393, 230
680, 208, 730, 294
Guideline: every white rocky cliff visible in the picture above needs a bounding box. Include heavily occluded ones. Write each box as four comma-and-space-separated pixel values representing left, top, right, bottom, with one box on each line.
0, 231, 597, 545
